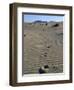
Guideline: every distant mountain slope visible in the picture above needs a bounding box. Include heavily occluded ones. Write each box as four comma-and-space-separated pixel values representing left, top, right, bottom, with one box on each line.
24, 21, 63, 30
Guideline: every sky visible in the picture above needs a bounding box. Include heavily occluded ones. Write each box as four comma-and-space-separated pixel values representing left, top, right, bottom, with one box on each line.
23, 14, 64, 23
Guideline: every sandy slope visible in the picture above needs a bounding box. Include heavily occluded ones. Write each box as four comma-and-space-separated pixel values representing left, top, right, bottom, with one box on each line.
22, 21, 63, 74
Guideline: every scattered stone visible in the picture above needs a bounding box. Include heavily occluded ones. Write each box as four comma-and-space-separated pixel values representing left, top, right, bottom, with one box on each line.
24, 34, 26, 37
39, 67, 46, 74
53, 23, 59, 27
47, 46, 51, 48
39, 65, 49, 74
52, 66, 58, 71
44, 65, 49, 68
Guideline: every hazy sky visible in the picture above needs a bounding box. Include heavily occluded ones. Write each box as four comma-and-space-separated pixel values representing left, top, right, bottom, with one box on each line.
23, 14, 64, 23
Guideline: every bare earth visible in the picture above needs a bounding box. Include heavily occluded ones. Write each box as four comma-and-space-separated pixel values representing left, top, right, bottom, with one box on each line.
22, 21, 63, 75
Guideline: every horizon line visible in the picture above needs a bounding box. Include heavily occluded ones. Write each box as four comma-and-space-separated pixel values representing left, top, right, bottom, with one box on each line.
24, 20, 63, 23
